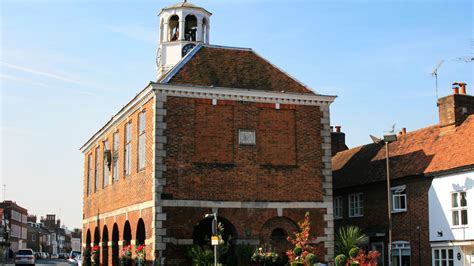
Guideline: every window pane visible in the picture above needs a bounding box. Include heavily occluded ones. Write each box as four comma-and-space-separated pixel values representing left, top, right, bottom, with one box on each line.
401, 195, 406, 209
448, 249, 453, 259
452, 211, 459, 226
452, 193, 458, 207
441, 249, 446, 259
461, 210, 468, 225
460, 192, 467, 207
435, 249, 439, 259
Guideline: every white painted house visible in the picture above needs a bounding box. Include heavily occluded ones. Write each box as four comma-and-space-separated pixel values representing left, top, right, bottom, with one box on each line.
429, 170, 474, 265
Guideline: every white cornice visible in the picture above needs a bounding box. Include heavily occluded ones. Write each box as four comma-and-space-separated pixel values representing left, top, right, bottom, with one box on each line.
152, 83, 336, 105
79, 84, 154, 154
80, 83, 336, 154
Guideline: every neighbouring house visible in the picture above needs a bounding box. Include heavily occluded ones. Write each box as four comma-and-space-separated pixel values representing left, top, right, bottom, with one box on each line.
40, 214, 67, 254
428, 82, 474, 266
70, 228, 82, 252
332, 82, 474, 266
0, 201, 28, 252
80, 1, 337, 265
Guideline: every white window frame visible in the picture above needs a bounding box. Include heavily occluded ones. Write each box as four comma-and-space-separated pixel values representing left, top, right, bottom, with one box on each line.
432, 248, 454, 266
112, 131, 120, 182
95, 146, 100, 192
391, 185, 407, 213
391, 241, 411, 266
138, 111, 146, 171
451, 191, 468, 227
87, 154, 92, 195
334, 196, 343, 219
348, 193, 364, 217
124, 122, 132, 176
103, 140, 110, 188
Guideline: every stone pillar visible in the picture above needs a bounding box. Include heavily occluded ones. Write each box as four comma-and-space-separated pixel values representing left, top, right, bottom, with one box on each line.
162, 22, 169, 42
196, 21, 203, 42
178, 19, 185, 41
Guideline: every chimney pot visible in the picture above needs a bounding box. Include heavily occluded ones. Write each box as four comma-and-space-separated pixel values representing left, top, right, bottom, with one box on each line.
401, 127, 406, 135
452, 82, 460, 94
335, 126, 341, 133
459, 82, 467, 95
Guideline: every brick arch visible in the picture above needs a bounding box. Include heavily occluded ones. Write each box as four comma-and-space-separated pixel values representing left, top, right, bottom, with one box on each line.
136, 218, 146, 245
93, 226, 101, 245
123, 221, 132, 246
112, 223, 120, 265
86, 229, 91, 248
260, 216, 298, 254
102, 225, 109, 265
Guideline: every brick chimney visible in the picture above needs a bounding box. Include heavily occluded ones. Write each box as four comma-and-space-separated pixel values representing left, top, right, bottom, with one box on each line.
331, 125, 348, 156
438, 82, 474, 132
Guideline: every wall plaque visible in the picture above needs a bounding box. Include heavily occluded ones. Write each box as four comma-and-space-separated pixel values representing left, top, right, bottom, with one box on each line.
239, 129, 256, 145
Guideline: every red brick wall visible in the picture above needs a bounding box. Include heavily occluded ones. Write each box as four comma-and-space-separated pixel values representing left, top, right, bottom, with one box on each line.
82, 96, 156, 265
164, 97, 324, 202
83, 97, 155, 219
334, 177, 432, 266
163, 207, 328, 265
194, 102, 234, 164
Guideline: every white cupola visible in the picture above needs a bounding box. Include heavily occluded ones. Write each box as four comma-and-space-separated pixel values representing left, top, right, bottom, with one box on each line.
156, 1, 212, 79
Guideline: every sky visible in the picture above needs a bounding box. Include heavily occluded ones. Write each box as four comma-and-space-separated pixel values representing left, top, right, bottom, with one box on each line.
0, 0, 472, 229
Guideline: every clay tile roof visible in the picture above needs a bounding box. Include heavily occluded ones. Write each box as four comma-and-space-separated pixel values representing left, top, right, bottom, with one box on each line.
164, 46, 315, 94
333, 115, 474, 189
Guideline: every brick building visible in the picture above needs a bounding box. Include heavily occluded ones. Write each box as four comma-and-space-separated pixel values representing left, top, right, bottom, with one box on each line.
80, 1, 337, 265
0, 201, 28, 252
332, 83, 474, 266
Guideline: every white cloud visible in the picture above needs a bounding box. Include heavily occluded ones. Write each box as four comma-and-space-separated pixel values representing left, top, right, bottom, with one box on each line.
1, 62, 85, 85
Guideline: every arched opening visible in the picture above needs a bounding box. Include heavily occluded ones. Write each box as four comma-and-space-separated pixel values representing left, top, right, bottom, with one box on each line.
136, 218, 146, 246
192, 216, 237, 264
85, 229, 92, 265
102, 225, 109, 265
123, 221, 132, 247
260, 217, 298, 255
86, 229, 91, 247
202, 18, 208, 43
169, 15, 179, 41
94, 227, 100, 245
185, 15, 197, 41
112, 224, 120, 266
270, 228, 289, 252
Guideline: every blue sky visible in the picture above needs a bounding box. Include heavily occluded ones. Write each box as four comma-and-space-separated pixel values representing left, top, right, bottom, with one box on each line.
1, 0, 472, 229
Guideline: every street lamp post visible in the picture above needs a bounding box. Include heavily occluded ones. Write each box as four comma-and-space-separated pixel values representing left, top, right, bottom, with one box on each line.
205, 213, 217, 266
383, 133, 397, 266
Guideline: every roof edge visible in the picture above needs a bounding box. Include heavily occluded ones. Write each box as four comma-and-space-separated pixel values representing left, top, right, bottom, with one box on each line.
79, 83, 155, 154
152, 82, 337, 104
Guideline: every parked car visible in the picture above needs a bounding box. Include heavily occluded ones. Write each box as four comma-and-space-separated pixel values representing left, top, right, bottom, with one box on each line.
69, 251, 81, 260
50, 253, 59, 259
14, 248, 35, 265
41, 252, 48, 259
68, 253, 82, 265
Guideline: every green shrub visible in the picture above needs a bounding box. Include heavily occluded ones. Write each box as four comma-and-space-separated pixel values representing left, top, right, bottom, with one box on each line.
305, 253, 317, 265
293, 246, 302, 256
291, 262, 305, 266
334, 254, 347, 266
349, 247, 359, 258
